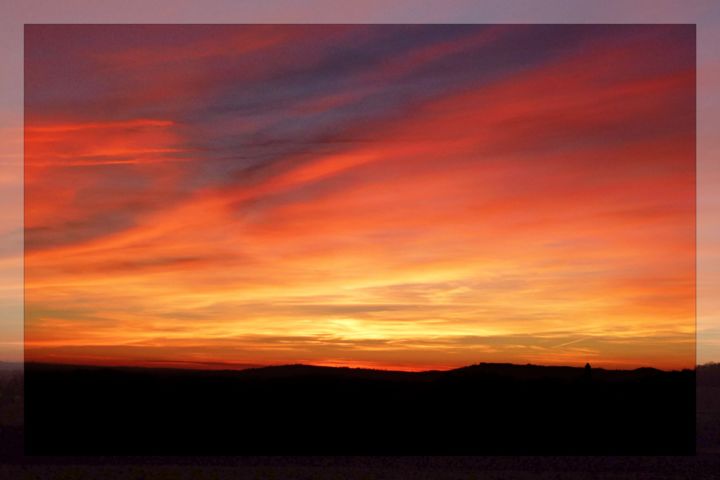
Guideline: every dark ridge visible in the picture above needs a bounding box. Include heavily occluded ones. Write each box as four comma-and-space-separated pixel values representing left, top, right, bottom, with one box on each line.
698, 362, 720, 387
23, 360, 695, 455
698, 362, 720, 456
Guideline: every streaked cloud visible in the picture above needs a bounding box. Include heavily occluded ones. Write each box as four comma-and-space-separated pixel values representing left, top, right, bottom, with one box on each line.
25, 25, 695, 370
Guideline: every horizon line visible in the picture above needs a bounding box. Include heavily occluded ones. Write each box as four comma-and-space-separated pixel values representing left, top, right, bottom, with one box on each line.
17, 359, 699, 374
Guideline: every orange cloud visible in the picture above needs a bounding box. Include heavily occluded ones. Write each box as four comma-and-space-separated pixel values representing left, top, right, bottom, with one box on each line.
25, 25, 695, 371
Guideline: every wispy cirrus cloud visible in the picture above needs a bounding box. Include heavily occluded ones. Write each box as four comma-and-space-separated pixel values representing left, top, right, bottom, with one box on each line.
25, 25, 695, 370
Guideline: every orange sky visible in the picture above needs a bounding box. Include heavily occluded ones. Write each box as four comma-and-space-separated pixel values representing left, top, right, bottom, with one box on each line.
24, 25, 695, 371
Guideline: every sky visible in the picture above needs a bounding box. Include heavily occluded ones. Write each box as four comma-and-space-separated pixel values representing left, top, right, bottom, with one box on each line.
1, 2, 717, 371
20, 24, 697, 371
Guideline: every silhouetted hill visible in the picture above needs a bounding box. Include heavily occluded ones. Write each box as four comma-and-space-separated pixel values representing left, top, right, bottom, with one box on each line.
698, 362, 720, 386
24, 361, 694, 455
698, 362, 720, 454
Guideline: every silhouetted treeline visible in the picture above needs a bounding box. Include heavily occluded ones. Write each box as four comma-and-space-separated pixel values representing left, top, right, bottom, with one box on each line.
24, 362, 695, 455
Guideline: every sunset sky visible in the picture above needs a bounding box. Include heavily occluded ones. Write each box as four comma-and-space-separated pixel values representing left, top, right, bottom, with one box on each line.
24, 24, 695, 371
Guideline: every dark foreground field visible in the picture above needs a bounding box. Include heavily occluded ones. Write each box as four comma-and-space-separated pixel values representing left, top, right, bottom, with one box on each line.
24, 362, 694, 456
